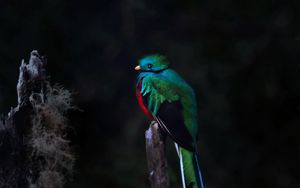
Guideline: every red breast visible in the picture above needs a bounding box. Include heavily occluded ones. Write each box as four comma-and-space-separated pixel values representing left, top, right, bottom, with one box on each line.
136, 82, 154, 119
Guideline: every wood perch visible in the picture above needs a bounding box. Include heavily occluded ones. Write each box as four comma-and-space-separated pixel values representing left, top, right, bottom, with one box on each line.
145, 121, 170, 188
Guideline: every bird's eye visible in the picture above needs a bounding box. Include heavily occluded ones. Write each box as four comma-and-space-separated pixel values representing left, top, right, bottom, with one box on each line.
147, 64, 153, 69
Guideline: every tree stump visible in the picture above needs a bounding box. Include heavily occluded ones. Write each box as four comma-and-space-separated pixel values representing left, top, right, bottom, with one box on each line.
0, 51, 74, 188
145, 121, 170, 188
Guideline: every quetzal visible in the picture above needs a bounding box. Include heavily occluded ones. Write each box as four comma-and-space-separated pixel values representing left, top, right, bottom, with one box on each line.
135, 55, 205, 188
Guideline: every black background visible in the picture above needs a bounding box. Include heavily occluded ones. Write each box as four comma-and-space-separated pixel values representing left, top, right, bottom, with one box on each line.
0, 0, 299, 187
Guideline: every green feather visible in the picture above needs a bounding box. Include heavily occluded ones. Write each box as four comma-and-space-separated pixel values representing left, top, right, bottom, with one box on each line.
136, 55, 204, 188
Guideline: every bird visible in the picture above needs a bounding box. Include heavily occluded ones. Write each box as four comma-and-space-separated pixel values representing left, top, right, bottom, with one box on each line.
135, 54, 205, 188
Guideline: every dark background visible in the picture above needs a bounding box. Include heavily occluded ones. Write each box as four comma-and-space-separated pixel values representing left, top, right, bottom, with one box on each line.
0, 0, 300, 187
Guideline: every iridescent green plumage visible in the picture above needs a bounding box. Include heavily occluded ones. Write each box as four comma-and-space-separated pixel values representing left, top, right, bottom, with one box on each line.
135, 55, 204, 188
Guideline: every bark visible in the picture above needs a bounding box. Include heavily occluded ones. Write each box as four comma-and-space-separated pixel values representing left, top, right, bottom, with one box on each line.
0, 51, 46, 187
145, 121, 170, 188
0, 51, 73, 188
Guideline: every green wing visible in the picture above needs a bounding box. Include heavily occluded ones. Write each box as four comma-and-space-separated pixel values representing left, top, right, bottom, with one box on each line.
140, 75, 195, 151
140, 75, 180, 115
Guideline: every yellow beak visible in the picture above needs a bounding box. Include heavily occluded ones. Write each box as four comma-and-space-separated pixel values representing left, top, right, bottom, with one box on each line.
134, 65, 141, 71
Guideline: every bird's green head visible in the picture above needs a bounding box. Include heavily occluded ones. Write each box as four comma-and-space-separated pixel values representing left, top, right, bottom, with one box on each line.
135, 55, 169, 72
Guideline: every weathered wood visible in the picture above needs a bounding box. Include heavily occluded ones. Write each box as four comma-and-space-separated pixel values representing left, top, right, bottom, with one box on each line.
0, 51, 74, 188
0, 50, 47, 188
17, 50, 47, 106
145, 121, 170, 188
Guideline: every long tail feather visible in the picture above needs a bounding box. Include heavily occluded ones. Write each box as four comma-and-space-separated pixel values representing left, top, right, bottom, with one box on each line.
178, 146, 205, 188
174, 143, 180, 156
179, 148, 187, 188
194, 149, 205, 188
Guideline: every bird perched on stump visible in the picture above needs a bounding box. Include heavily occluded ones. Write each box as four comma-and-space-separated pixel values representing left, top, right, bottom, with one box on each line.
135, 55, 205, 188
